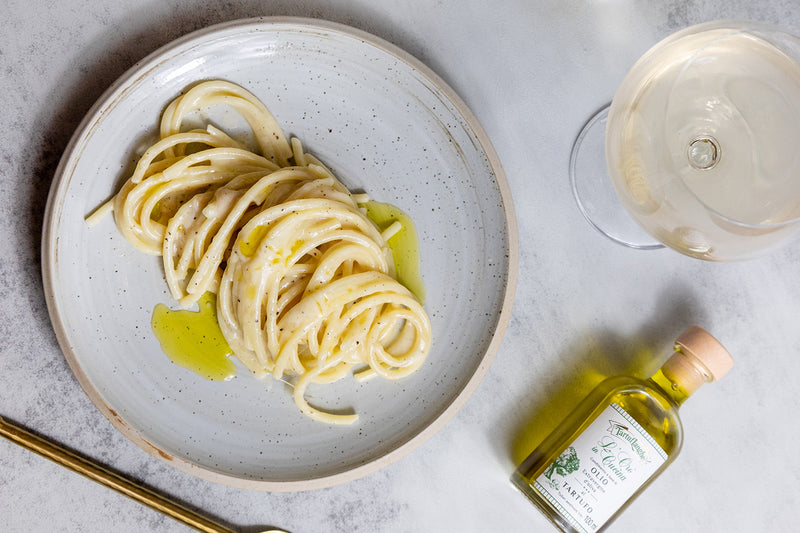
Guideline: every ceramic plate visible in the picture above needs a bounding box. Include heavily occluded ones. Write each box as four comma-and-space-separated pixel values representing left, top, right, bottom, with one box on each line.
42, 17, 518, 490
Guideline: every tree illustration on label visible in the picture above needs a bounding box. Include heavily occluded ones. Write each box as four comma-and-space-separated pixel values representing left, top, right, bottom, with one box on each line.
543, 446, 580, 489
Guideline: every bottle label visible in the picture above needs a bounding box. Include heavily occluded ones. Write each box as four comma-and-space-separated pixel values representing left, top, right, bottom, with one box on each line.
533, 403, 668, 532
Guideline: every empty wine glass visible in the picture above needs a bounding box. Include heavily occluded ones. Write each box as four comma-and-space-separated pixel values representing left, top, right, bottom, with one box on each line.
570, 21, 800, 260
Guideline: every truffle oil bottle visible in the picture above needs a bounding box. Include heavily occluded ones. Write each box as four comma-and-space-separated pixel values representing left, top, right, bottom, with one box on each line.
511, 326, 734, 533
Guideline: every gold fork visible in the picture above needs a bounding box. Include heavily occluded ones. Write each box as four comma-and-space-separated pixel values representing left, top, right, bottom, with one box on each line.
0, 414, 286, 533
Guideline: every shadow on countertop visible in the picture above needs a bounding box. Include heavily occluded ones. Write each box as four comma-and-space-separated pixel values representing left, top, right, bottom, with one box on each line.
502, 283, 709, 468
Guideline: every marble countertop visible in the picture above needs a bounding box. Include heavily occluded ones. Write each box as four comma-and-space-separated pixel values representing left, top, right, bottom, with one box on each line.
3, 1, 799, 532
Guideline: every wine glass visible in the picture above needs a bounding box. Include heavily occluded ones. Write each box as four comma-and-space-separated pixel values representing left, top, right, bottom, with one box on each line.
570, 21, 800, 260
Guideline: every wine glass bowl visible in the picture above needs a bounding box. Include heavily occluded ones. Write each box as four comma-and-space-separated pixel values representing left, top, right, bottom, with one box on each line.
578, 21, 800, 260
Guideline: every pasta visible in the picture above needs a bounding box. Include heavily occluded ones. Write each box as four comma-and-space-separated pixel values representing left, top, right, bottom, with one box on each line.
89, 80, 432, 424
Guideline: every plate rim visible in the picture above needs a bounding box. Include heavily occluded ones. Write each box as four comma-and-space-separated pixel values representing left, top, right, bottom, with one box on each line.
41, 16, 519, 491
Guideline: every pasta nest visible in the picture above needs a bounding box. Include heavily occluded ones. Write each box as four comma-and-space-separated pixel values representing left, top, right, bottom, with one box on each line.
90, 80, 431, 424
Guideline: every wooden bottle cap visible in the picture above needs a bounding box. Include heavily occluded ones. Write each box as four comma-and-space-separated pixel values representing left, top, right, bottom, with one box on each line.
674, 325, 734, 382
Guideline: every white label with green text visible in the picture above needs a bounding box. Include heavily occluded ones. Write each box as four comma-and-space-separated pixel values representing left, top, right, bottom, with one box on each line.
533, 403, 667, 533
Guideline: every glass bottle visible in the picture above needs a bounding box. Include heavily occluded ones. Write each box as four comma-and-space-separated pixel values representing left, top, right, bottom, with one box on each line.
511, 325, 734, 533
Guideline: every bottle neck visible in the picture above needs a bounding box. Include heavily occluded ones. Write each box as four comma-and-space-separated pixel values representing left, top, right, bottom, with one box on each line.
648, 348, 713, 407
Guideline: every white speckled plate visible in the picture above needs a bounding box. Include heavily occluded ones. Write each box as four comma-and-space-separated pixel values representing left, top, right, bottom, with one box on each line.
42, 17, 517, 491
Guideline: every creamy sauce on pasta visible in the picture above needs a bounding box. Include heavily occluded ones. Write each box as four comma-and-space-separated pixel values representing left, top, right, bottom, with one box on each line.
88, 80, 431, 424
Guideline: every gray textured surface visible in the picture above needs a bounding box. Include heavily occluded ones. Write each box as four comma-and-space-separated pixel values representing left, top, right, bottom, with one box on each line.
3, 1, 800, 532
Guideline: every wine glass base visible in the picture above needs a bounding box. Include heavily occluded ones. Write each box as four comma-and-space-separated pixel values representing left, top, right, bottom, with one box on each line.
569, 105, 665, 250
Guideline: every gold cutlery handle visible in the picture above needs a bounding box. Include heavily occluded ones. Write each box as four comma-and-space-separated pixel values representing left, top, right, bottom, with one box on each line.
0, 415, 235, 532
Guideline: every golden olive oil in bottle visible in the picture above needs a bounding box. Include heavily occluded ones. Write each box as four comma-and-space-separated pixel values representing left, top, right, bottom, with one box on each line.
511, 326, 734, 532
